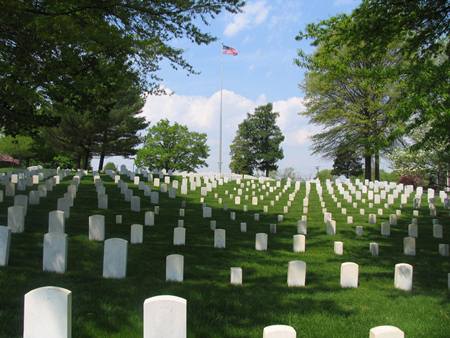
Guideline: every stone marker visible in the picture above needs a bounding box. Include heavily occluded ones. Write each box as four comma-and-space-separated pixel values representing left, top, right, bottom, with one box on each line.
150, 191, 159, 204
116, 215, 122, 224
408, 223, 418, 238
370, 242, 379, 256
381, 222, 390, 236
173, 227, 186, 246
293, 235, 305, 253
14, 194, 28, 216
23, 286, 72, 338
326, 220, 336, 235
8, 205, 25, 233
131, 224, 143, 244
88, 214, 105, 241
394, 263, 413, 291
369, 325, 404, 338
403, 237, 416, 256
0, 226, 11, 266
98, 194, 108, 209
230, 267, 243, 285
48, 210, 65, 233
57, 197, 70, 219
166, 254, 184, 282
270, 223, 277, 234
145, 211, 155, 226
438, 244, 449, 256
263, 325, 297, 338
287, 260, 306, 287
255, 233, 268, 251
340, 262, 359, 288
210, 220, 216, 231
29, 190, 40, 205
143, 295, 186, 338
103, 238, 128, 279
355, 226, 363, 237
131, 196, 140, 212
334, 241, 344, 255
43, 232, 68, 273
297, 220, 307, 235
240, 222, 247, 232
214, 229, 226, 248
433, 224, 443, 238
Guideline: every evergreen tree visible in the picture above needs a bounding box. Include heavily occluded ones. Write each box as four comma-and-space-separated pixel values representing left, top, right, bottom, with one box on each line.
230, 103, 284, 176
331, 147, 363, 178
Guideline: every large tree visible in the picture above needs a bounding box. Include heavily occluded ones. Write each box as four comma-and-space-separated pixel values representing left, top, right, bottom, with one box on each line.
296, 16, 403, 180
0, 0, 244, 134
331, 146, 363, 178
135, 119, 209, 172
230, 103, 284, 176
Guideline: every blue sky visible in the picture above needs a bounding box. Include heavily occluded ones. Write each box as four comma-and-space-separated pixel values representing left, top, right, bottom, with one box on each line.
93, 0, 362, 177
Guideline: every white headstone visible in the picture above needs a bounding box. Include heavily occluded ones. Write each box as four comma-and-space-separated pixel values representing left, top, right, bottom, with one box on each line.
403, 237, 416, 256
143, 295, 186, 338
103, 238, 128, 279
370, 242, 379, 256
48, 210, 65, 233
394, 263, 413, 291
131, 224, 143, 244
287, 260, 306, 287
43, 232, 68, 273
88, 215, 105, 241
8, 205, 25, 233
145, 211, 155, 226
255, 233, 268, 251
230, 267, 243, 285
297, 220, 307, 235
166, 254, 184, 282
173, 227, 186, 246
263, 325, 297, 338
293, 235, 305, 253
340, 262, 359, 288
214, 229, 226, 248
131, 196, 140, 212
23, 286, 72, 338
0, 226, 11, 266
369, 325, 404, 338
334, 241, 344, 255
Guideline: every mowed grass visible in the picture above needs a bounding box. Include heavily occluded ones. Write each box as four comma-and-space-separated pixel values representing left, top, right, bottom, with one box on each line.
0, 173, 449, 338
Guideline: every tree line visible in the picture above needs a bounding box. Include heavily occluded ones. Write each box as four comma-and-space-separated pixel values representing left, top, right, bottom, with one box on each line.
0, 0, 243, 170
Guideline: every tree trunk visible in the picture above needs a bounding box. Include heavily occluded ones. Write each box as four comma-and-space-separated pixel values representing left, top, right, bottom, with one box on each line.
374, 152, 380, 181
265, 167, 269, 177
364, 154, 372, 181
98, 152, 105, 172
83, 151, 90, 170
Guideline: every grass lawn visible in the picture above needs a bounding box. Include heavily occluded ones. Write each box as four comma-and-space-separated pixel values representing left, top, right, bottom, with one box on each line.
0, 173, 449, 337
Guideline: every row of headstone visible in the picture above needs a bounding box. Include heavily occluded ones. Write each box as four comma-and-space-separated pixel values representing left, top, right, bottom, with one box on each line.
22, 285, 405, 338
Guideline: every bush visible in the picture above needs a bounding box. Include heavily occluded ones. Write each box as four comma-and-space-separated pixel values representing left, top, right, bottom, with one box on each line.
316, 169, 332, 181
399, 175, 423, 188
104, 162, 117, 171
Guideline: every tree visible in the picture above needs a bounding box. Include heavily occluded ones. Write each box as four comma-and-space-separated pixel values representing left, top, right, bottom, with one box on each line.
0, 0, 244, 134
135, 119, 209, 172
331, 147, 363, 178
300, 1, 450, 172
103, 162, 117, 171
0, 135, 35, 166
42, 53, 147, 170
296, 16, 403, 181
230, 103, 284, 176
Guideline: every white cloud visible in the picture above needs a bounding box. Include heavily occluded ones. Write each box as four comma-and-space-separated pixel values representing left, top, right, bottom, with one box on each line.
224, 1, 270, 37
138, 88, 330, 176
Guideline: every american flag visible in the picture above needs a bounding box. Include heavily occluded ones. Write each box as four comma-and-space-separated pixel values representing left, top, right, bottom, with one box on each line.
222, 44, 238, 56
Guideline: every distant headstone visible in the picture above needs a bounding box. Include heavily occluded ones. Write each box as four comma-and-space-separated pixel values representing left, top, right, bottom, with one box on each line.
0, 226, 11, 266
130, 224, 143, 244
340, 262, 359, 288
287, 260, 306, 287
166, 254, 184, 282
394, 263, 413, 291
88, 215, 105, 241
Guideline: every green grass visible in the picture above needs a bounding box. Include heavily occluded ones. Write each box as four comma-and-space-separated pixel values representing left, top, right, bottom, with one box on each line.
0, 174, 449, 337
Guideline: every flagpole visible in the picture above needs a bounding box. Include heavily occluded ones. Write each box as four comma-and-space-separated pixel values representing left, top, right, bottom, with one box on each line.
219, 44, 224, 176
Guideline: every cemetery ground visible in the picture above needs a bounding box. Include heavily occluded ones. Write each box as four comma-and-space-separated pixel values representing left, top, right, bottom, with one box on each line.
0, 173, 449, 337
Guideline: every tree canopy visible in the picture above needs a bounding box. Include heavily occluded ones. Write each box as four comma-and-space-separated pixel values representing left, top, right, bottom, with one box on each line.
135, 119, 209, 172
0, 0, 244, 134
230, 103, 284, 176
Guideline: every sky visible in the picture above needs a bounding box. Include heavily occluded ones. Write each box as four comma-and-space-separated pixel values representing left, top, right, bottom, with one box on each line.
92, 0, 362, 178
